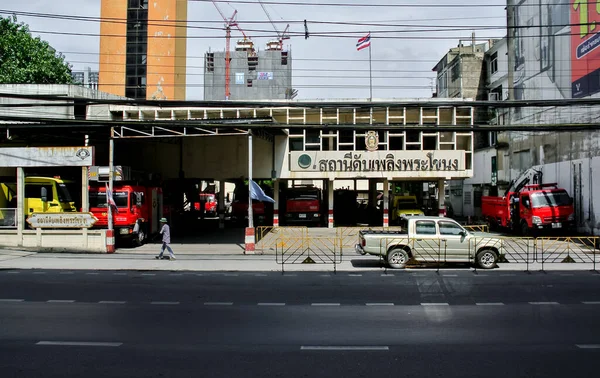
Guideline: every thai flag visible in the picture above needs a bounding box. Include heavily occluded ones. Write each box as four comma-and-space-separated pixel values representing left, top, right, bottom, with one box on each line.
356, 33, 371, 51
105, 183, 119, 213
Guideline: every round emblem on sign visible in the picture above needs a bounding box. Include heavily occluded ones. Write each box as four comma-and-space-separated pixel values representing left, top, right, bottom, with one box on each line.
298, 154, 312, 169
365, 131, 379, 151
76, 148, 90, 160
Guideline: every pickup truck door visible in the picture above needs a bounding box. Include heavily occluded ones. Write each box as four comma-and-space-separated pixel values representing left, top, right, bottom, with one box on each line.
438, 220, 470, 262
412, 220, 443, 263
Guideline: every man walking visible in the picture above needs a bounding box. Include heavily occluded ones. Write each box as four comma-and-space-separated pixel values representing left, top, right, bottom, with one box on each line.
156, 217, 176, 260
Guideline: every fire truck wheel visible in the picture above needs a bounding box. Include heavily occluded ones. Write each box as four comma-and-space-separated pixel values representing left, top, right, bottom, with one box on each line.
520, 221, 529, 236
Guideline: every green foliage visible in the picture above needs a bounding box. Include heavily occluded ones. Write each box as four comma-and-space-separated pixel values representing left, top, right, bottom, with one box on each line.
0, 15, 73, 84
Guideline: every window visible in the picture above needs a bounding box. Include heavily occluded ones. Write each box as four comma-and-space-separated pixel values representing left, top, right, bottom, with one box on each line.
415, 221, 437, 235
451, 62, 460, 81
439, 221, 464, 236
490, 52, 498, 74
25, 184, 53, 201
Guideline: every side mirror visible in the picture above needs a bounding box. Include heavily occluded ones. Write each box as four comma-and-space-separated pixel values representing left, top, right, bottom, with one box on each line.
226, 194, 230, 202
40, 187, 48, 202
569, 197, 574, 205
135, 192, 143, 206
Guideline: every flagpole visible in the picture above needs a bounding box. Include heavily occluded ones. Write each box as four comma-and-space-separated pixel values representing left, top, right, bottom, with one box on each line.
368, 31, 372, 101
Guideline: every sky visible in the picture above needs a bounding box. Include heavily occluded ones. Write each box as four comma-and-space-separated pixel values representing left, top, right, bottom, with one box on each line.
0, 0, 507, 101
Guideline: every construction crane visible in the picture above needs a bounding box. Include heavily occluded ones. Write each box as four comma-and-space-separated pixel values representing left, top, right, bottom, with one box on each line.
257, 0, 290, 50
212, 1, 238, 100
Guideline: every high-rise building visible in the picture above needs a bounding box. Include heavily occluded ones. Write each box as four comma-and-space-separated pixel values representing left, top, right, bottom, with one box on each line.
99, 0, 187, 100
204, 41, 294, 101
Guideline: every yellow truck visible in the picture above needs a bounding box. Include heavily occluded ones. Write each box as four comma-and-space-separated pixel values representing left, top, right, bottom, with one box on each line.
0, 177, 77, 227
391, 195, 424, 224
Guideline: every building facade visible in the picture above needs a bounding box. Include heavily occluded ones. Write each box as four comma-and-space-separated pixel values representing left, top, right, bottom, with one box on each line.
98, 0, 187, 100
72, 67, 99, 90
204, 41, 293, 101
501, 0, 600, 235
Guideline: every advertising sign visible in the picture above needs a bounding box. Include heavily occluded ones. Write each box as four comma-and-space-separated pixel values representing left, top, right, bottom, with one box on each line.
257, 72, 273, 80
571, 0, 600, 97
0, 147, 95, 167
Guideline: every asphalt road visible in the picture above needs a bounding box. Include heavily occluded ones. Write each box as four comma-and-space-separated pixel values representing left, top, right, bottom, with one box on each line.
1, 269, 599, 378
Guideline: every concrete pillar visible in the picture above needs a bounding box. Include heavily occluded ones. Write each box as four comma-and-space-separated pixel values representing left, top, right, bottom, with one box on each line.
438, 179, 446, 217
383, 179, 389, 227
81, 167, 89, 212
328, 179, 334, 228
16, 167, 24, 241
218, 182, 225, 229
273, 179, 280, 227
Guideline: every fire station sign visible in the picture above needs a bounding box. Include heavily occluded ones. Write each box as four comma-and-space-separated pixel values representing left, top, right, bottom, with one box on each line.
26, 213, 98, 228
0, 147, 95, 167
291, 150, 464, 172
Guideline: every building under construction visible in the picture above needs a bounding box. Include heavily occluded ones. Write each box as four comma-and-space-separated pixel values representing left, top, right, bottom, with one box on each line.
204, 40, 294, 101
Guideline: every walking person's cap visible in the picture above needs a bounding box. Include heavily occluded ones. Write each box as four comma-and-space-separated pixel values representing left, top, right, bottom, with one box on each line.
160, 218, 168, 223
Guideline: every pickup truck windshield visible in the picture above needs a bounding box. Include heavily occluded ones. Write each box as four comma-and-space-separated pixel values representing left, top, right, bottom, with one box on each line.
530, 191, 571, 208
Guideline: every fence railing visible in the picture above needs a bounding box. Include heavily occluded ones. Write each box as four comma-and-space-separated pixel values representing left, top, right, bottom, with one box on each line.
275, 236, 341, 273
255, 226, 308, 255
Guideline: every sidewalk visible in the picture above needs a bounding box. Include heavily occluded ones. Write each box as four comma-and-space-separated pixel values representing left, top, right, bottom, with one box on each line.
0, 248, 598, 272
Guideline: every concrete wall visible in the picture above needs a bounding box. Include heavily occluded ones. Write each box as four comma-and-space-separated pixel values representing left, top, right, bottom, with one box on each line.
204, 50, 292, 101
115, 135, 274, 180
0, 229, 107, 253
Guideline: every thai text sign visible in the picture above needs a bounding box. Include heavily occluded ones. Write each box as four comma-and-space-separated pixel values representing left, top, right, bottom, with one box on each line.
0, 147, 94, 167
26, 212, 98, 228
290, 151, 464, 172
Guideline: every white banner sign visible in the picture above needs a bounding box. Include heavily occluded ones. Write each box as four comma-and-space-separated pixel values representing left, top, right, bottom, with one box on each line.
26, 212, 99, 228
0, 147, 94, 167
290, 150, 465, 172
257, 72, 273, 80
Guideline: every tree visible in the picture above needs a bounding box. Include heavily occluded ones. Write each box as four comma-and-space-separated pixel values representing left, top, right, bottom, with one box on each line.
0, 15, 73, 84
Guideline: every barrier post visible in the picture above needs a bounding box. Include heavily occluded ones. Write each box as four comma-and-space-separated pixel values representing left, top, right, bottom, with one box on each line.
106, 229, 115, 254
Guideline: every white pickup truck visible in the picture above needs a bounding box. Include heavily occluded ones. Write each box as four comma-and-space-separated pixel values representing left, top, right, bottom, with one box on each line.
355, 216, 503, 269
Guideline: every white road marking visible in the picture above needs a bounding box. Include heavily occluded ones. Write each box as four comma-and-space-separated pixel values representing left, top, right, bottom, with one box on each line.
169, 273, 183, 276
223, 273, 238, 277
500, 274, 516, 277
113, 273, 127, 276
33, 272, 46, 275
47, 300, 75, 303
381, 274, 395, 277
254, 274, 267, 276
258, 303, 286, 306
582, 301, 600, 305
366, 303, 394, 306
474, 274, 488, 276
85, 273, 99, 275
476, 303, 505, 306
59, 272, 74, 275
284, 274, 298, 277
204, 302, 233, 306
560, 274, 574, 276
301, 346, 389, 351
196, 274, 205, 276
0, 299, 24, 302
529, 302, 560, 305
150, 301, 179, 305
421, 303, 449, 306
141, 273, 155, 276
348, 274, 362, 277
98, 301, 126, 304
37, 341, 122, 347
443, 274, 458, 277
576, 344, 600, 349
311, 303, 340, 306
6, 271, 19, 274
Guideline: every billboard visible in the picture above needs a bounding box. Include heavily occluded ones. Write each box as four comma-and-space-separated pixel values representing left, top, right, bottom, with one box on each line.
571, 0, 600, 97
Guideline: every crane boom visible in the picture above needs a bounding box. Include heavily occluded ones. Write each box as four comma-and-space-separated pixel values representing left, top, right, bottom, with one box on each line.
257, 0, 290, 49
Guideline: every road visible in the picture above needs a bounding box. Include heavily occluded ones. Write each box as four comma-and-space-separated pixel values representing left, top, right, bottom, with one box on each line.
0, 269, 599, 378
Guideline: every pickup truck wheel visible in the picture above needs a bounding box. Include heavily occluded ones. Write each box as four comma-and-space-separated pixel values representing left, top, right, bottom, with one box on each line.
387, 248, 409, 269
476, 249, 498, 269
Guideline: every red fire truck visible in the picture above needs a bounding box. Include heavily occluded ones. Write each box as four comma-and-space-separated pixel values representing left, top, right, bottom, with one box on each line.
89, 184, 163, 245
283, 185, 323, 226
481, 169, 574, 235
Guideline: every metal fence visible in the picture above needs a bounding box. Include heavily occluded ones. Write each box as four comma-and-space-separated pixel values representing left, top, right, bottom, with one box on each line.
336, 226, 403, 253
275, 236, 342, 273
255, 226, 308, 254
0, 208, 16, 228
464, 224, 489, 233
371, 235, 598, 272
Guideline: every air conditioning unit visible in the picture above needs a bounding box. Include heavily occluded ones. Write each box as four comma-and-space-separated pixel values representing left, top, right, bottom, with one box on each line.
488, 92, 499, 101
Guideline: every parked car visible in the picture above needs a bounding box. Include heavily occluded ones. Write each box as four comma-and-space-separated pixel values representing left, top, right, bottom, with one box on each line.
355, 216, 503, 269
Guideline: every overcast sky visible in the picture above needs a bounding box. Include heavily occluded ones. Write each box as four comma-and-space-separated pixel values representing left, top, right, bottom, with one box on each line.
1, 0, 507, 100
